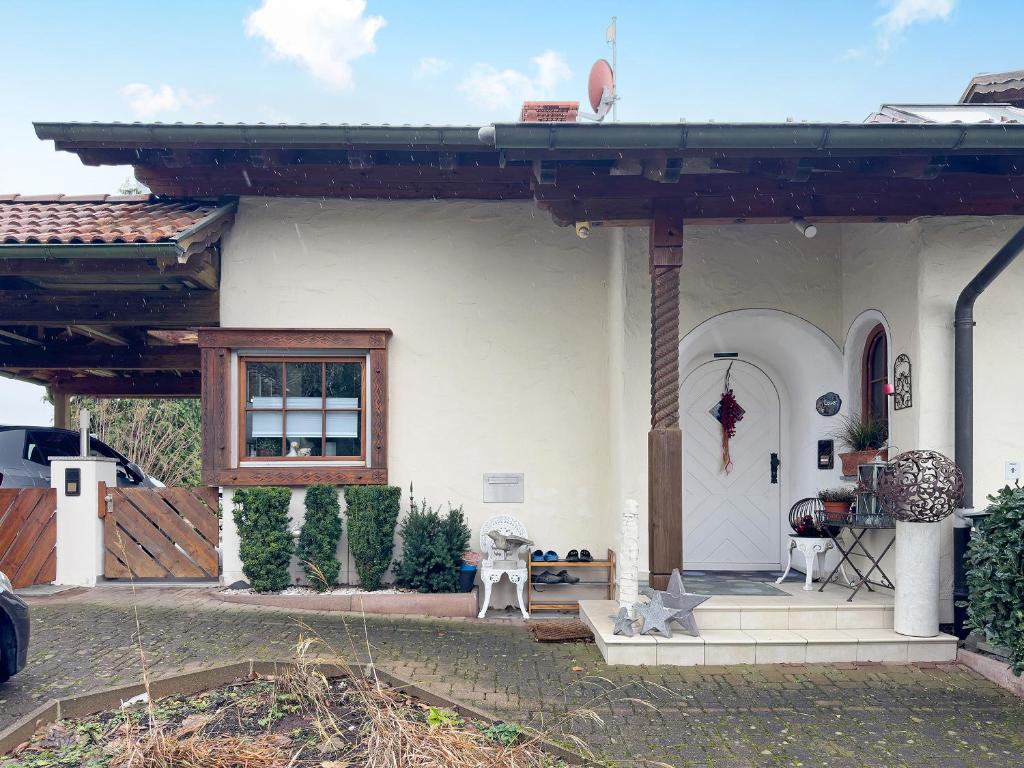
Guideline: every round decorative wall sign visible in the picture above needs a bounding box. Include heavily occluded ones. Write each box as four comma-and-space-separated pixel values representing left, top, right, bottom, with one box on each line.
815, 392, 842, 417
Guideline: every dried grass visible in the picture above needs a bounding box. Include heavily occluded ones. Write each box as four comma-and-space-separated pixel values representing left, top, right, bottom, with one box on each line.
112, 729, 289, 768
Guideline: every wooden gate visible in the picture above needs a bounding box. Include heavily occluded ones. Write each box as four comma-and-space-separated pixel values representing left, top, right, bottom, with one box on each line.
0, 489, 57, 588
102, 485, 219, 580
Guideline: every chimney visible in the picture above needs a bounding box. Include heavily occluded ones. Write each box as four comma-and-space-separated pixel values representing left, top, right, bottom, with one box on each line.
519, 101, 580, 123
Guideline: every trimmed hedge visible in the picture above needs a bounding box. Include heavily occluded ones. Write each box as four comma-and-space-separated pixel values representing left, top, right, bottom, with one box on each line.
394, 498, 471, 594
964, 484, 1024, 675
344, 485, 401, 591
232, 487, 293, 593
297, 484, 342, 591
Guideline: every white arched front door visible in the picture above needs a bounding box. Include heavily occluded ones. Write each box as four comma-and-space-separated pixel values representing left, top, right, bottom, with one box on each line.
682, 359, 782, 570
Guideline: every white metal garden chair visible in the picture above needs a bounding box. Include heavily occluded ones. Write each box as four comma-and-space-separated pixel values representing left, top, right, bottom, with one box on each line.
477, 515, 530, 619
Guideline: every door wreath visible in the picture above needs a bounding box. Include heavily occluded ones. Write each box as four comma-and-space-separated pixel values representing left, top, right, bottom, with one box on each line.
715, 362, 744, 474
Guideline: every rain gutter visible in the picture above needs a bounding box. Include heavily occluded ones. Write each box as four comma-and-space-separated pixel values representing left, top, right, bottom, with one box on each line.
33, 122, 487, 149
480, 122, 1024, 152
952, 223, 1024, 637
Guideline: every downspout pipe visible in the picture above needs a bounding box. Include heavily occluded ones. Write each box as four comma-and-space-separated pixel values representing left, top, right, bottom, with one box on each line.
952, 223, 1024, 637
954, 223, 1024, 510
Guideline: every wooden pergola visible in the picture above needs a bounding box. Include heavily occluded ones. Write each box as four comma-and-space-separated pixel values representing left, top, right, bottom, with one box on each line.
26, 120, 1024, 586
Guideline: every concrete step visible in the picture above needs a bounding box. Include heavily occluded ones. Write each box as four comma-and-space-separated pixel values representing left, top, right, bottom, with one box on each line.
694, 600, 895, 631
579, 600, 957, 667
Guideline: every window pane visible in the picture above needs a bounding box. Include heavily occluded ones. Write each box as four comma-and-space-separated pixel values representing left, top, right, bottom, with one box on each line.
870, 336, 886, 380
286, 410, 323, 456
286, 362, 322, 407
327, 362, 361, 408
326, 412, 361, 457
246, 412, 283, 457
247, 362, 282, 408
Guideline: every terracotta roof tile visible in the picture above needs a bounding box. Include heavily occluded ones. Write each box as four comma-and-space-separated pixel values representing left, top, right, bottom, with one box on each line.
0, 194, 222, 245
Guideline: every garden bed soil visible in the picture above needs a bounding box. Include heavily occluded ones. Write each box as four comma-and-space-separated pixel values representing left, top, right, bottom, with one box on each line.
215, 587, 479, 617
0, 661, 586, 767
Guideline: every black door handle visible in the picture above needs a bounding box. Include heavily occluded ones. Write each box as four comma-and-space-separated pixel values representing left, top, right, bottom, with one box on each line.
770, 452, 780, 484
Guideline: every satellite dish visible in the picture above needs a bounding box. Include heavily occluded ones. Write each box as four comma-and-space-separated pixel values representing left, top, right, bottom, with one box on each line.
585, 59, 615, 121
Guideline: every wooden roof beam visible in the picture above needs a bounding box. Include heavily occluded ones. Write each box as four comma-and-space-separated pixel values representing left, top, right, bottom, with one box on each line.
0, 290, 219, 327
48, 371, 201, 397
0, 344, 200, 370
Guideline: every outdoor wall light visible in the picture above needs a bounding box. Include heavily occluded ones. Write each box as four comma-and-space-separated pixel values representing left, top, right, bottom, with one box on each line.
575, 220, 592, 239
793, 217, 818, 239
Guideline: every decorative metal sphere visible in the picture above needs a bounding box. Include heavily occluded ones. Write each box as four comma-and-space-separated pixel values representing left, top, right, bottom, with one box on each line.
876, 450, 964, 523
788, 497, 826, 535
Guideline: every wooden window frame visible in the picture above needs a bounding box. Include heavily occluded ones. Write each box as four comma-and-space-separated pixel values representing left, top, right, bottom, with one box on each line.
239, 356, 367, 464
198, 328, 390, 487
862, 323, 889, 428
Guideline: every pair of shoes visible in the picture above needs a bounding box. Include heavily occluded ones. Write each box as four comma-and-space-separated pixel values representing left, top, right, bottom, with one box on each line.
531, 569, 580, 585
531, 549, 560, 561
565, 549, 593, 562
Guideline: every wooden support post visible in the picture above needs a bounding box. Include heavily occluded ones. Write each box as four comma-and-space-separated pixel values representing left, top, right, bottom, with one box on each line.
52, 390, 70, 430
648, 210, 684, 590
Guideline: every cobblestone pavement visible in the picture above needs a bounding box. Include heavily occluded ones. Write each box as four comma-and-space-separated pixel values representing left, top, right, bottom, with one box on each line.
3, 587, 1023, 767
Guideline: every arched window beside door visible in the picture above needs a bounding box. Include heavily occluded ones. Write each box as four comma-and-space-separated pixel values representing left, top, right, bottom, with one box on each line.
862, 324, 888, 434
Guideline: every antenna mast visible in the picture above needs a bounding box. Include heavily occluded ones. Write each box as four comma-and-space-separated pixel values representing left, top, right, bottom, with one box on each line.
606, 16, 617, 121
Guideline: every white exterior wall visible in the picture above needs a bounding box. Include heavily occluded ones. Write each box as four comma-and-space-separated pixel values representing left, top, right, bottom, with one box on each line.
214, 197, 1024, 609
219, 199, 612, 604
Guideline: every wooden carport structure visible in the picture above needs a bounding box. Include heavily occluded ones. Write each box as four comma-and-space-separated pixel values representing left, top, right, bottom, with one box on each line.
27, 118, 1024, 588
0, 194, 235, 416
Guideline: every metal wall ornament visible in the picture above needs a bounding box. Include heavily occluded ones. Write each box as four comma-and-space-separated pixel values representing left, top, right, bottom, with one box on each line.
816, 392, 842, 417
893, 354, 912, 410
876, 450, 964, 523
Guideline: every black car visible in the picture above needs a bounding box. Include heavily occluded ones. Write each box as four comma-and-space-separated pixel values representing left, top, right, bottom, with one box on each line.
0, 570, 29, 683
0, 426, 161, 489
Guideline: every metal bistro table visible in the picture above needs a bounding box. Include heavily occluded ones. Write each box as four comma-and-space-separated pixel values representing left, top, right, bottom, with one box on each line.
819, 516, 896, 601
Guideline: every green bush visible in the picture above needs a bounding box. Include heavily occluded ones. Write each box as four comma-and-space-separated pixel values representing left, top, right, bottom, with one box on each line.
394, 497, 471, 593
964, 485, 1024, 675
344, 485, 401, 591
297, 484, 342, 591
232, 487, 293, 593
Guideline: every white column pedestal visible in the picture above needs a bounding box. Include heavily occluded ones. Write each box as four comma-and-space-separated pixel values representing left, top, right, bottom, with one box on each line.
220, 489, 245, 586
51, 457, 117, 587
894, 520, 941, 638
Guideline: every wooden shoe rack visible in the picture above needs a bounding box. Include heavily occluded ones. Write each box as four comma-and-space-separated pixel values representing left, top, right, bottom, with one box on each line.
527, 548, 616, 613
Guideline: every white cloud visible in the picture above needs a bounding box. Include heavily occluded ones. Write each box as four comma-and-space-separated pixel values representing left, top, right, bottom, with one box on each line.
840, 47, 866, 61
875, 0, 955, 50
245, 0, 386, 90
458, 51, 572, 111
414, 57, 450, 79
120, 84, 211, 119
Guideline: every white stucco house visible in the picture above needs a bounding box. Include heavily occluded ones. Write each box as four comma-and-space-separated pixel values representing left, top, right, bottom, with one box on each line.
5, 70, 1024, 627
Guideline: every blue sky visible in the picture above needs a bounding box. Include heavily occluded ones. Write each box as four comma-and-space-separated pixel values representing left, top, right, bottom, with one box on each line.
1, 0, 1022, 424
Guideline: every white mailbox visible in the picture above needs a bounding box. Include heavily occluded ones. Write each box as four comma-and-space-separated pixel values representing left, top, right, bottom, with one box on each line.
483, 472, 524, 503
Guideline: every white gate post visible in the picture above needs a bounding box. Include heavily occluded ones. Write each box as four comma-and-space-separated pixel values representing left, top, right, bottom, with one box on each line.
52, 457, 117, 587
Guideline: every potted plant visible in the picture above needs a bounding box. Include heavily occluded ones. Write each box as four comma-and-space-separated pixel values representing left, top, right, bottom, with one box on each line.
833, 414, 888, 477
818, 487, 855, 523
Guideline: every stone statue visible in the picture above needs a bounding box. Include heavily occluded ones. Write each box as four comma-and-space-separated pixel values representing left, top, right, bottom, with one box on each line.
619, 499, 640, 615
485, 530, 533, 558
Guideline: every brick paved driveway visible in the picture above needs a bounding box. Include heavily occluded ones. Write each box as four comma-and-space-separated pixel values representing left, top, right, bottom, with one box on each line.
2, 587, 1023, 767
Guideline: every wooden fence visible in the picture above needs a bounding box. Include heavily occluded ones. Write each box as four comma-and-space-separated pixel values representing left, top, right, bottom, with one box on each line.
102, 485, 219, 580
0, 488, 57, 588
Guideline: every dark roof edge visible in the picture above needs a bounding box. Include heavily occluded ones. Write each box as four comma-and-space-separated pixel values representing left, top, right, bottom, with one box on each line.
33, 120, 1024, 156
33, 122, 488, 148
483, 121, 1024, 152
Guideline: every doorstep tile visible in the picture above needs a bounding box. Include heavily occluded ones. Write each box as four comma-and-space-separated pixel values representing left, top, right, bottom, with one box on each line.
788, 607, 838, 630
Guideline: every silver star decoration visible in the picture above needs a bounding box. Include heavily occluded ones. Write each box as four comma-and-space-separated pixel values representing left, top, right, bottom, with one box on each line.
611, 606, 635, 637
633, 592, 677, 638
657, 568, 710, 637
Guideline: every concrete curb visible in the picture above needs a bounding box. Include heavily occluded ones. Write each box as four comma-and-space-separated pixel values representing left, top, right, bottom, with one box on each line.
0, 658, 590, 765
957, 648, 1024, 699
214, 588, 479, 617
